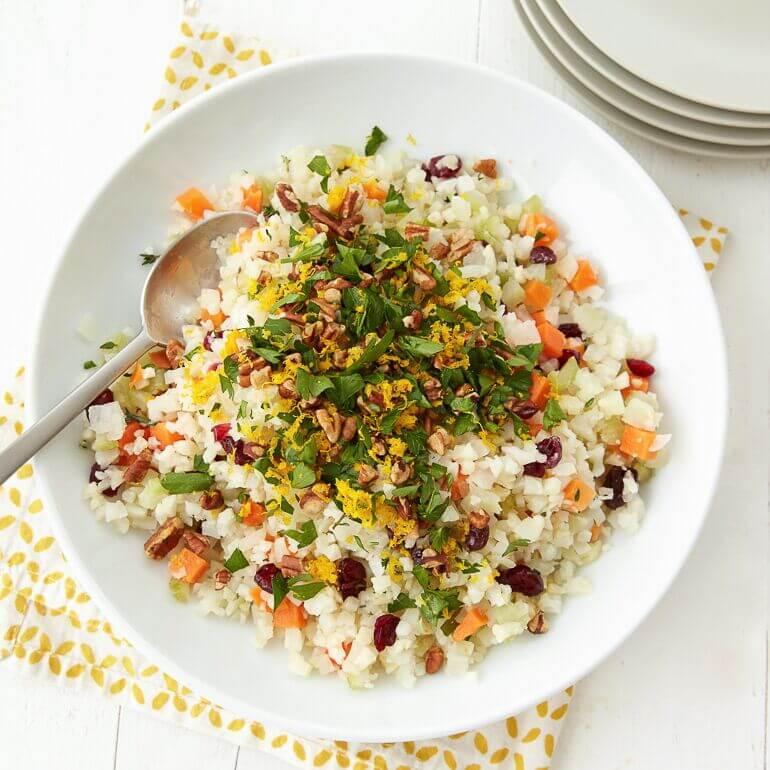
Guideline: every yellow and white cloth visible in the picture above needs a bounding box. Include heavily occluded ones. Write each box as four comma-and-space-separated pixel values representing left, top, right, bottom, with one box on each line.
0, 11, 727, 770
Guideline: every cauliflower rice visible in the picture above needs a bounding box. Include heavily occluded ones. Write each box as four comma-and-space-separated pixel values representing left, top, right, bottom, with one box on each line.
82, 129, 668, 687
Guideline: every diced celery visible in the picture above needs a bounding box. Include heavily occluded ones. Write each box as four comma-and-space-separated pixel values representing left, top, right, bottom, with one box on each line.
554, 357, 579, 392
521, 194, 542, 214
137, 476, 168, 509
92, 438, 117, 452
169, 578, 189, 603
501, 278, 525, 309
597, 417, 624, 445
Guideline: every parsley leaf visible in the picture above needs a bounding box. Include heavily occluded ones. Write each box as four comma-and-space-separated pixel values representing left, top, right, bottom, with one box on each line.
308, 155, 332, 178
543, 398, 567, 430
140, 252, 159, 265
364, 125, 388, 156
83, 360, 97, 370
160, 472, 213, 494
398, 336, 444, 358
272, 572, 289, 609
332, 244, 364, 280
224, 548, 249, 573
290, 462, 316, 489
344, 330, 395, 373
412, 564, 431, 589
283, 520, 318, 548
288, 574, 326, 600
327, 373, 365, 411
99, 341, 117, 350
419, 588, 462, 625
429, 527, 450, 552
387, 592, 417, 613
502, 538, 531, 556
296, 369, 334, 401
223, 355, 239, 383
219, 373, 234, 399
383, 185, 411, 215
192, 454, 209, 473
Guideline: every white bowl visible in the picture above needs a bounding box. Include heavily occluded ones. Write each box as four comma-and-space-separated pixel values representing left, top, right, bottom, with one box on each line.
28, 53, 726, 741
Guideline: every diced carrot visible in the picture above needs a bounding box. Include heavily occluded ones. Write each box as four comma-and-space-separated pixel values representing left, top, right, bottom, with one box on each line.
563, 478, 596, 512
529, 372, 551, 410
622, 376, 649, 398
619, 425, 657, 460
177, 547, 209, 584
250, 587, 271, 612
569, 260, 598, 293
200, 308, 226, 329
241, 501, 267, 527
176, 187, 213, 220
118, 421, 145, 449
242, 184, 264, 213
129, 362, 144, 389
363, 180, 387, 202
519, 213, 559, 246
527, 420, 543, 436
149, 349, 171, 369
590, 524, 602, 543
524, 280, 552, 312
150, 422, 183, 447
273, 599, 308, 629
237, 227, 256, 247
342, 641, 352, 657
536, 322, 566, 359
452, 606, 488, 641
530, 310, 547, 325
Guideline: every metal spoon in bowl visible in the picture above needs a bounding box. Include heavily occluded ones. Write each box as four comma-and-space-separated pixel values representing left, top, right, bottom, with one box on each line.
0, 211, 260, 484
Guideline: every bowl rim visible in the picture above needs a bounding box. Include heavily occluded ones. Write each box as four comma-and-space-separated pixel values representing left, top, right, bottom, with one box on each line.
27, 50, 728, 741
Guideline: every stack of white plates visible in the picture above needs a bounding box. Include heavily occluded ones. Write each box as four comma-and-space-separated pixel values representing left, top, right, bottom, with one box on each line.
516, 0, 770, 157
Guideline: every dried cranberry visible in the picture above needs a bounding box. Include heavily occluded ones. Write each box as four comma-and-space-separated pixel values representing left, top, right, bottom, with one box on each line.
558, 323, 583, 339
466, 526, 490, 551
89, 389, 114, 408
558, 349, 581, 369
254, 563, 280, 593
626, 358, 655, 377
523, 462, 546, 477
496, 564, 544, 596
219, 435, 235, 455
373, 613, 400, 652
233, 440, 252, 466
511, 400, 538, 419
89, 463, 102, 483
602, 465, 638, 510
530, 245, 557, 264
338, 557, 367, 599
421, 154, 462, 180
202, 330, 222, 351
102, 486, 119, 498
536, 436, 562, 469
212, 423, 231, 442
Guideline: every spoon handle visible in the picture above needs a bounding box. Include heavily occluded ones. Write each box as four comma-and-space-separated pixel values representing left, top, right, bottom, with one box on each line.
0, 329, 155, 485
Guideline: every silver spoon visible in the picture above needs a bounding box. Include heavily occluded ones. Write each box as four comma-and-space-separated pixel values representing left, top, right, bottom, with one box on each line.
0, 210, 260, 484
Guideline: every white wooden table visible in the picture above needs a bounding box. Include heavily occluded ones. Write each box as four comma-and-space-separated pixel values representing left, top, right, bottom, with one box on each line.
0, 1, 767, 768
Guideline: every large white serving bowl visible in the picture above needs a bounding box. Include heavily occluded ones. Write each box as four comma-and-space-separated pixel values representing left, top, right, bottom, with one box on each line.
28, 53, 726, 742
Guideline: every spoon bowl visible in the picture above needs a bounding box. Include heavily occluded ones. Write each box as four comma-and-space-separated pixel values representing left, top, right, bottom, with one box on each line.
0, 210, 259, 484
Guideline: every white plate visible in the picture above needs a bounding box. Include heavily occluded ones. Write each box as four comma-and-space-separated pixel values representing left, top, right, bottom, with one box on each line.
537, 0, 770, 129
524, 0, 770, 146
557, 0, 770, 114
518, 0, 770, 158
28, 53, 726, 741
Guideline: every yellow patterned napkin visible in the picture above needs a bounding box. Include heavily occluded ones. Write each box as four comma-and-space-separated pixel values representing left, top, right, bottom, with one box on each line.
0, 12, 727, 770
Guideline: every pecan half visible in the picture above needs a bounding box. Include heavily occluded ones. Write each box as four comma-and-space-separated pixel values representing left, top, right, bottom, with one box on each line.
468, 510, 490, 529
403, 310, 423, 330
144, 517, 184, 560
339, 187, 362, 220
275, 182, 300, 212
299, 491, 326, 515
405, 223, 430, 241
429, 241, 450, 261
200, 489, 224, 510
425, 645, 445, 674
278, 379, 298, 399
450, 472, 469, 502
165, 339, 185, 368
390, 459, 412, 485
427, 427, 451, 455
214, 569, 231, 590
123, 449, 153, 484
411, 266, 437, 291
527, 610, 548, 635
423, 377, 443, 402
357, 465, 379, 487
448, 229, 477, 261
182, 530, 213, 556
473, 158, 498, 178
280, 554, 303, 577
316, 409, 342, 443
341, 416, 358, 442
